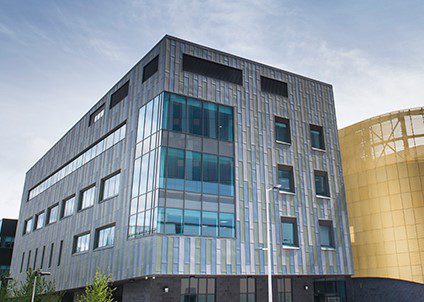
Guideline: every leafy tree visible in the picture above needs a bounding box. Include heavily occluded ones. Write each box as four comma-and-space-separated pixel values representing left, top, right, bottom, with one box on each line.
77, 270, 115, 302
6, 269, 61, 302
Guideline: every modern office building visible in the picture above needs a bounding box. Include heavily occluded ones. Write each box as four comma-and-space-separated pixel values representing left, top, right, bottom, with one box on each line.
339, 107, 424, 301
0, 219, 18, 278
10, 35, 353, 301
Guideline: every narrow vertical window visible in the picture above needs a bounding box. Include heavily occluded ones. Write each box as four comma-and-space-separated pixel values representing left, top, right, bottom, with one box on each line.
33, 248, 38, 269
40, 246, 46, 269
319, 220, 335, 248
20, 252, 25, 273
26, 250, 31, 271
314, 170, 330, 197
310, 124, 325, 150
188, 98, 203, 135
48, 243, 54, 268
202, 154, 218, 194
277, 278, 292, 302
278, 165, 295, 193
218, 105, 234, 141
219, 156, 234, 196
275, 116, 291, 144
203, 102, 218, 139
185, 151, 202, 192
57, 240, 63, 266
167, 94, 186, 132
281, 217, 298, 246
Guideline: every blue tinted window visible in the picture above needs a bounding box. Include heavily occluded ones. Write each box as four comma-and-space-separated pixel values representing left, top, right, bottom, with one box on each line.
203, 103, 218, 139
147, 150, 156, 192
131, 158, 141, 197
144, 210, 151, 233
219, 213, 235, 237
185, 151, 202, 192
166, 148, 185, 190
144, 100, 153, 139
140, 154, 149, 194
219, 156, 234, 196
165, 208, 183, 234
136, 106, 146, 143
281, 218, 297, 246
162, 93, 170, 129
184, 210, 201, 235
159, 147, 166, 188
202, 154, 218, 194
202, 211, 218, 236
167, 94, 186, 132
310, 125, 325, 150
218, 105, 233, 141
151, 96, 159, 133
156, 208, 165, 233
278, 165, 294, 193
188, 98, 202, 135
275, 117, 290, 143
315, 171, 330, 197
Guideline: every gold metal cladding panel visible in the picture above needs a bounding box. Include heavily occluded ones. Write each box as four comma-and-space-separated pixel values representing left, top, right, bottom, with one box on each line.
339, 107, 424, 283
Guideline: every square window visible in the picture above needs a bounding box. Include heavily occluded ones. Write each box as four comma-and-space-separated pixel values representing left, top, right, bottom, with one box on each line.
319, 220, 335, 248
73, 232, 90, 254
89, 104, 105, 126
281, 217, 298, 246
278, 165, 295, 193
314, 171, 330, 197
100, 171, 120, 201
275, 116, 291, 144
79, 185, 96, 210
310, 124, 325, 150
95, 224, 115, 249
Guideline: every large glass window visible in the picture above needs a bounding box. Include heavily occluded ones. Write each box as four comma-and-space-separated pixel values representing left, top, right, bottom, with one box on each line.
47, 204, 59, 225
219, 156, 234, 196
277, 278, 292, 302
61, 196, 75, 218
202, 154, 218, 194
166, 148, 185, 190
314, 170, 330, 197
219, 105, 234, 141
167, 94, 186, 132
278, 165, 295, 193
181, 277, 215, 302
319, 220, 334, 248
240, 277, 256, 302
165, 208, 183, 234
202, 211, 218, 236
188, 98, 203, 135
184, 209, 201, 236
310, 124, 325, 150
281, 217, 298, 246
79, 185, 96, 210
100, 172, 120, 201
219, 213, 235, 237
203, 102, 218, 139
275, 116, 291, 144
73, 233, 90, 254
185, 151, 202, 192
95, 225, 115, 249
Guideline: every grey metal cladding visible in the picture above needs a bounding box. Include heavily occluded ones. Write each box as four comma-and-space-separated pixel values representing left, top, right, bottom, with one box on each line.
10, 35, 353, 292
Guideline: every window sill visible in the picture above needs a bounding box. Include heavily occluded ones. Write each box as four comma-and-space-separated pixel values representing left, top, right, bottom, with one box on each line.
78, 205, 94, 213
60, 215, 73, 221
316, 195, 331, 200
276, 140, 291, 146
94, 245, 114, 252
46, 221, 57, 227
72, 251, 89, 256
282, 245, 300, 250
321, 247, 336, 251
311, 147, 326, 153
99, 194, 118, 204
278, 190, 295, 196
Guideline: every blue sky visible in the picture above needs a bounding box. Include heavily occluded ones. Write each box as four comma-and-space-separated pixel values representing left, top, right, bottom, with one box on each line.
1, 0, 423, 218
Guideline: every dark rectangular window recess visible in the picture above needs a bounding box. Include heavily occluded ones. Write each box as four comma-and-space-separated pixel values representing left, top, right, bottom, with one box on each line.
260, 76, 288, 97
110, 81, 129, 109
182, 53, 243, 85
142, 55, 159, 83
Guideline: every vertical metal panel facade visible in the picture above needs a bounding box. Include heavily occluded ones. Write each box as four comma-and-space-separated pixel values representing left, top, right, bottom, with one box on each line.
10, 36, 353, 291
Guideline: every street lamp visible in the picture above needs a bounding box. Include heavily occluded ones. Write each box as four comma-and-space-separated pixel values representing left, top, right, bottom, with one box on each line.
265, 184, 281, 302
31, 270, 51, 302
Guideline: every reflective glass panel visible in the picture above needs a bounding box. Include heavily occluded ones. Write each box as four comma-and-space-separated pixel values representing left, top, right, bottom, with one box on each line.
166, 148, 185, 190
188, 98, 203, 135
202, 154, 218, 194
203, 103, 217, 139
282, 222, 295, 245
218, 105, 233, 141
185, 151, 202, 192
168, 94, 186, 132
184, 209, 201, 235
219, 213, 235, 237
202, 211, 218, 236
165, 208, 183, 234
219, 156, 234, 196
278, 165, 294, 193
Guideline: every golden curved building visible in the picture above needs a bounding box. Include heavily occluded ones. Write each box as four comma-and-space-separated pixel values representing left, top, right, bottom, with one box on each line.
339, 107, 424, 284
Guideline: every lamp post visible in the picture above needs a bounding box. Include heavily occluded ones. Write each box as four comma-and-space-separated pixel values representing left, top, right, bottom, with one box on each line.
31, 270, 51, 302
265, 184, 281, 302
